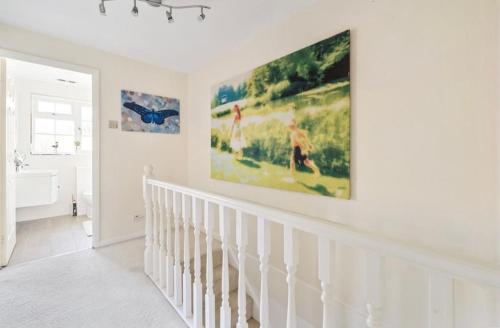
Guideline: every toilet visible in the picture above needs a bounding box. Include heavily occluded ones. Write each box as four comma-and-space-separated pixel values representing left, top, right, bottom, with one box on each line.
76, 166, 92, 218
83, 192, 92, 218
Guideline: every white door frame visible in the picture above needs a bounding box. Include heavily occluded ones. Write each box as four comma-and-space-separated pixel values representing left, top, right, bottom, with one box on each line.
0, 48, 101, 249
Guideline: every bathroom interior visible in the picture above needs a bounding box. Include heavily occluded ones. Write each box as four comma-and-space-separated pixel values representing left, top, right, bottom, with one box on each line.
5, 58, 93, 266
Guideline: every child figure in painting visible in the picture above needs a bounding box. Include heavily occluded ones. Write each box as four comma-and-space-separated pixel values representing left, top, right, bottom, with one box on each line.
288, 119, 321, 177
229, 104, 246, 160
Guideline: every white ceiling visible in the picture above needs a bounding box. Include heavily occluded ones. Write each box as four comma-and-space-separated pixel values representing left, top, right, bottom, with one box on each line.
7, 58, 92, 88
0, 0, 316, 72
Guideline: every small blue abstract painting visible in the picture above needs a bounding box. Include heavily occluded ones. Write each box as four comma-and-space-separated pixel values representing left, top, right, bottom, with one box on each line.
121, 90, 180, 134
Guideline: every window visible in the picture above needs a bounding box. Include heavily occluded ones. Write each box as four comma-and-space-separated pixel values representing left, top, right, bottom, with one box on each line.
31, 95, 92, 155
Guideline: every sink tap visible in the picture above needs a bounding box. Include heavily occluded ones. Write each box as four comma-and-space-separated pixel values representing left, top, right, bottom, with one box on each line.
13, 151, 27, 172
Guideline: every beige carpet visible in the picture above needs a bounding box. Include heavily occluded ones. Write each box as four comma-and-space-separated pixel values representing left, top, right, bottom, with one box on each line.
0, 238, 186, 328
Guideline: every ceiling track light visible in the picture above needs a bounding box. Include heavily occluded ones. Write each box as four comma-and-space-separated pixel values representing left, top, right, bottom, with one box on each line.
131, 0, 139, 16
166, 8, 174, 23
198, 8, 205, 22
98, 0, 210, 22
99, 0, 106, 15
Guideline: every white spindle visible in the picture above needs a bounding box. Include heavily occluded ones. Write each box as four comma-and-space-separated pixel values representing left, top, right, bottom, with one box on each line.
143, 165, 153, 275
428, 271, 454, 328
219, 205, 231, 328
182, 194, 192, 318
142, 179, 500, 328
158, 187, 166, 288
318, 237, 333, 328
366, 251, 383, 328
192, 197, 203, 328
165, 189, 174, 297
258, 217, 271, 328
204, 200, 216, 328
152, 185, 159, 281
284, 226, 298, 328
173, 191, 182, 306
236, 210, 248, 328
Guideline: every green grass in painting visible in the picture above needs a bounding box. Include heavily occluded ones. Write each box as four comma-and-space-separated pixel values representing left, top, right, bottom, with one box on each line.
211, 150, 350, 199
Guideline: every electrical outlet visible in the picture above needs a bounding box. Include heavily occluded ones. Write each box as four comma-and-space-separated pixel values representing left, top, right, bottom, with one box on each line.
108, 120, 118, 129
134, 215, 145, 222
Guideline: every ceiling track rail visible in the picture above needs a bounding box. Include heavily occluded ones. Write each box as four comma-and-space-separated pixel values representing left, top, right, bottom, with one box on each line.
99, 0, 211, 22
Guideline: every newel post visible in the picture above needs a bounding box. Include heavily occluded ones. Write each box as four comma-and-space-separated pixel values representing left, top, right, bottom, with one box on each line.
143, 164, 154, 275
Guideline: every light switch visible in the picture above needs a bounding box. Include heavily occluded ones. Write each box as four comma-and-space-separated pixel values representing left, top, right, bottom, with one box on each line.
108, 120, 118, 129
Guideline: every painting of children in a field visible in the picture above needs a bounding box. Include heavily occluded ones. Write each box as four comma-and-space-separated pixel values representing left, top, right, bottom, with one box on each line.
210, 30, 351, 199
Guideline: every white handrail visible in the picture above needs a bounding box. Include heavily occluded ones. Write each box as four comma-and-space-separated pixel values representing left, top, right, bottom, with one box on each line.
146, 177, 500, 289
143, 169, 500, 328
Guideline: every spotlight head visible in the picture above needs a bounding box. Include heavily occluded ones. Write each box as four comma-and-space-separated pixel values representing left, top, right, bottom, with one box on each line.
198, 8, 206, 22
131, 6, 139, 16
99, 1, 106, 15
146, 0, 162, 7
166, 9, 174, 23
131, 0, 138, 16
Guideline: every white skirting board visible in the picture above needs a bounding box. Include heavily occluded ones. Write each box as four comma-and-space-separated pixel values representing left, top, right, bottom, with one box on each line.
95, 231, 145, 248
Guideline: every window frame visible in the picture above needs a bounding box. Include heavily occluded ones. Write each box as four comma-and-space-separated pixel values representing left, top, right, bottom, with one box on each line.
31, 94, 91, 155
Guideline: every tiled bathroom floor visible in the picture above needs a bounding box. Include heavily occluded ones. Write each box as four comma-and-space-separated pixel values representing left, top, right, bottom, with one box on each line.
8, 215, 92, 266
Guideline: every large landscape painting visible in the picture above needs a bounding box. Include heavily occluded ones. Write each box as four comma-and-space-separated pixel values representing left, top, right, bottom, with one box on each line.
210, 30, 351, 199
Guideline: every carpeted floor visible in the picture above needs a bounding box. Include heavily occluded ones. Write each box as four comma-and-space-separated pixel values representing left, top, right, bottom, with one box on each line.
0, 238, 186, 328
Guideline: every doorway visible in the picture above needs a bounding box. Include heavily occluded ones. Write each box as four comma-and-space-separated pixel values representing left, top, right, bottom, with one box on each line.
0, 52, 100, 267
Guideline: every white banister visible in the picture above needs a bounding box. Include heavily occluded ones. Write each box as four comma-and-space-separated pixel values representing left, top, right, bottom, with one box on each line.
258, 217, 271, 328
219, 205, 231, 328
182, 194, 192, 318
318, 237, 333, 328
192, 197, 203, 328
236, 210, 248, 328
165, 189, 174, 297
143, 173, 500, 328
173, 191, 182, 306
284, 226, 298, 328
152, 185, 159, 282
428, 271, 454, 328
366, 251, 383, 328
145, 179, 500, 290
158, 187, 166, 289
204, 199, 216, 328
143, 165, 153, 275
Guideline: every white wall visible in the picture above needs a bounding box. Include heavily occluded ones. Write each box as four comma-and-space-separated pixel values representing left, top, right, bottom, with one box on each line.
0, 23, 189, 243
0, 0, 498, 325
186, 0, 499, 326
12, 77, 91, 221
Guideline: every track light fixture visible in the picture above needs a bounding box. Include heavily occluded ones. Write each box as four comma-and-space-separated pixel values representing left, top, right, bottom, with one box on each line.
99, 0, 106, 15
98, 0, 210, 22
198, 8, 205, 22
131, 0, 139, 16
166, 8, 174, 23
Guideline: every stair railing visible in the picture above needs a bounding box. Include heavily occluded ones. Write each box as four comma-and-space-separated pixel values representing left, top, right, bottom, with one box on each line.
143, 165, 500, 328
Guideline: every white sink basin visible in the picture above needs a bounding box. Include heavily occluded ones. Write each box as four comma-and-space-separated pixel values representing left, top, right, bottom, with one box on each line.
17, 169, 58, 178
16, 169, 59, 208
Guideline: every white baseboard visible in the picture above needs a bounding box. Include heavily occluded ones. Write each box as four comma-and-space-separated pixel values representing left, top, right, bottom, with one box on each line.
95, 231, 145, 248
16, 212, 73, 222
